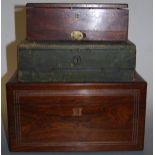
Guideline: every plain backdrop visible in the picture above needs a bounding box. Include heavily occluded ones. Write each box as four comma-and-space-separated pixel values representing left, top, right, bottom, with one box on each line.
1, 0, 153, 155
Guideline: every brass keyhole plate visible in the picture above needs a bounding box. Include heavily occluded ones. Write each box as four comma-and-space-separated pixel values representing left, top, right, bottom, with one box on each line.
72, 107, 83, 116
73, 55, 81, 65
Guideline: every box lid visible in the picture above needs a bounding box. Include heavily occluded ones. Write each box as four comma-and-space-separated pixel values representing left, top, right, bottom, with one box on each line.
19, 40, 135, 50
26, 3, 128, 9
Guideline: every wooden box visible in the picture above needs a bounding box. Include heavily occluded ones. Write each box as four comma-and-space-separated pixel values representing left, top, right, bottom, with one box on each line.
26, 3, 128, 41
17, 40, 136, 82
7, 73, 147, 151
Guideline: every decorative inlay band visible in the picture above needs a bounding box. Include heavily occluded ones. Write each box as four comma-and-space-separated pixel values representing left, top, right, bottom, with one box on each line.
13, 89, 140, 147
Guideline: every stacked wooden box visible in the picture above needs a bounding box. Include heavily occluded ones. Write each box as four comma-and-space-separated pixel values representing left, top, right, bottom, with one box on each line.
7, 3, 147, 152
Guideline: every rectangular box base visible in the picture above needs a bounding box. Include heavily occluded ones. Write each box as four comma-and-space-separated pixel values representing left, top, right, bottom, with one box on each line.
7, 72, 147, 152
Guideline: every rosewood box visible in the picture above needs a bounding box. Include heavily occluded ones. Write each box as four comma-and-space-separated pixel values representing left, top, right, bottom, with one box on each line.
6, 73, 147, 151
17, 40, 136, 82
26, 3, 128, 41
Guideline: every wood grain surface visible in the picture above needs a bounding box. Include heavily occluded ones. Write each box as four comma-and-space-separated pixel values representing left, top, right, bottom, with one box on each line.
6, 73, 147, 151
26, 3, 128, 41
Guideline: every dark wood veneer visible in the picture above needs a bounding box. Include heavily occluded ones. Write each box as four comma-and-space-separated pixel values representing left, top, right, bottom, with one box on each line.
26, 3, 128, 41
6, 73, 147, 151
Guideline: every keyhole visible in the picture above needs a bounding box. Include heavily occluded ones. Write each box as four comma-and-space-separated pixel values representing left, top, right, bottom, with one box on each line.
75, 13, 80, 19
73, 55, 81, 65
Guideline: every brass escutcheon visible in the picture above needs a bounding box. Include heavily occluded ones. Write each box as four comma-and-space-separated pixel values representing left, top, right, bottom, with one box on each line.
72, 107, 83, 116
73, 55, 81, 65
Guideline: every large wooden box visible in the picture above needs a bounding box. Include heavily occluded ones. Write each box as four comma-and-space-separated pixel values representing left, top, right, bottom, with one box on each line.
17, 40, 136, 82
7, 73, 147, 151
26, 3, 128, 41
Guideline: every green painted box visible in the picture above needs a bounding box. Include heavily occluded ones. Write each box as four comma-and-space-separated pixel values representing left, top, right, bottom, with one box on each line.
17, 40, 136, 82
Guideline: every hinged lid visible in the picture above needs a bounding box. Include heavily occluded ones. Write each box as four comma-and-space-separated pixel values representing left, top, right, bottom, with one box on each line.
26, 3, 128, 41
26, 3, 128, 9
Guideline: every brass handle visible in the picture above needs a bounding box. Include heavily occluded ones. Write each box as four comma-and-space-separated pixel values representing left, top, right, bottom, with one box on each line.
71, 31, 84, 40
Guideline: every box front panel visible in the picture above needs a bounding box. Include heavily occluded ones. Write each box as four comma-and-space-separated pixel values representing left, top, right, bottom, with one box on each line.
18, 49, 135, 69
18, 47, 135, 82
18, 69, 135, 82
27, 8, 128, 41
12, 88, 141, 150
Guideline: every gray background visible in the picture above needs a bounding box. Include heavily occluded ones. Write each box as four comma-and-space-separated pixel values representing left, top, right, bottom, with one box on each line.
1, 0, 153, 154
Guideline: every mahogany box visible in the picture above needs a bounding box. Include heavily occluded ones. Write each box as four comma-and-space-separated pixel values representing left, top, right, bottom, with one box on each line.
6, 72, 147, 151
26, 3, 128, 41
